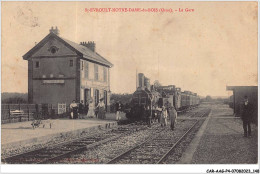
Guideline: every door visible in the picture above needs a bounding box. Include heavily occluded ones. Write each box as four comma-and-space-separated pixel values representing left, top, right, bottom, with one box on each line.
84, 88, 90, 105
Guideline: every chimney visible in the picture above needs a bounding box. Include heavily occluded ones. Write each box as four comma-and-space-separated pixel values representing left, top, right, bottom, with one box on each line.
138, 73, 145, 89
49, 26, 59, 35
80, 41, 96, 52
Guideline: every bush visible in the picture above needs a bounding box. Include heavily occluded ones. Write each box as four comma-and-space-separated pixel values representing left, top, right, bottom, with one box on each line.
2, 97, 27, 104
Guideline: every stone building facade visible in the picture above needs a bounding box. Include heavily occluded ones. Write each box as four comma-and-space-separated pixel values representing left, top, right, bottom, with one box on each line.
23, 27, 113, 112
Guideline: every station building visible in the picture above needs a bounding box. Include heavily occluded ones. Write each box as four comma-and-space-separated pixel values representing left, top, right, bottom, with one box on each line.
226, 86, 258, 122
23, 27, 113, 113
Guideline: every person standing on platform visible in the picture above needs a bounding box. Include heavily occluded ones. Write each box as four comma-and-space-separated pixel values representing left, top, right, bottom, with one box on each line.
86, 98, 95, 118
168, 104, 177, 131
115, 101, 122, 121
97, 98, 106, 119
78, 100, 84, 119
242, 96, 252, 137
70, 100, 78, 119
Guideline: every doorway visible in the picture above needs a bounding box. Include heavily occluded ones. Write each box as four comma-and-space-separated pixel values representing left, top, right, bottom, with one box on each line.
84, 88, 91, 105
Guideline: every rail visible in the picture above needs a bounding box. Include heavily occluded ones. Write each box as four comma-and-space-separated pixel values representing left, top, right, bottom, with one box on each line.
2, 122, 150, 164
156, 120, 199, 163
107, 109, 210, 164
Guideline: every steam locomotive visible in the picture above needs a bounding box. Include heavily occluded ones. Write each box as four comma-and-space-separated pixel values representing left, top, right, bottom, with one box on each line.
126, 73, 200, 121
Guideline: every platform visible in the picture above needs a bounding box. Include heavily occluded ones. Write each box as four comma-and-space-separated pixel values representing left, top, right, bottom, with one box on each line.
1, 116, 119, 151
179, 103, 258, 164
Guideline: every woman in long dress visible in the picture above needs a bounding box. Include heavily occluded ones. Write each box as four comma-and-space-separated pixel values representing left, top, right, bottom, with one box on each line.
97, 98, 106, 119
86, 98, 95, 118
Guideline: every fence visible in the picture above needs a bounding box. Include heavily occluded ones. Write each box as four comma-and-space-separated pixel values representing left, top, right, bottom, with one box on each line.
1, 104, 71, 124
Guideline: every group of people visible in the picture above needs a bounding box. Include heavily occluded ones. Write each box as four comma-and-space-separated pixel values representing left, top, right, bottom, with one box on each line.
145, 102, 177, 130
69, 98, 106, 119
159, 105, 178, 131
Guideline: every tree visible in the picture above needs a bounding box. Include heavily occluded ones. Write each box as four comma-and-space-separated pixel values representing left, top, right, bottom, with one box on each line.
205, 95, 212, 102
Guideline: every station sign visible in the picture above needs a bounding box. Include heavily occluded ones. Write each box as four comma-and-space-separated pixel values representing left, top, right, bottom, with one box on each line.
43, 80, 65, 84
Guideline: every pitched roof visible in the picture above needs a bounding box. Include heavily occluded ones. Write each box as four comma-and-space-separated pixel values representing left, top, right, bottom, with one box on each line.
23, 32, 113, 67
61, 37, 113, 67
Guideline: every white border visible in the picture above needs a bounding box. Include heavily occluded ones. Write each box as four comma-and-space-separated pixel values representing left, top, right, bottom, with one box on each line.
1, 0, 259, 173
1, 164, 260, 173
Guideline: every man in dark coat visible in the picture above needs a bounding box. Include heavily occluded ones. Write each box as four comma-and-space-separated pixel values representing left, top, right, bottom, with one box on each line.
241, 96, 252, 137
168, 105, 177, 131
78, 100, 84, 118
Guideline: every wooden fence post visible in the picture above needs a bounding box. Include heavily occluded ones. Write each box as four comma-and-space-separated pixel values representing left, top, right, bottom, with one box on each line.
19, 103, 21, 110
35, 104, 38, 119
8, 104, 11, 123
28, 105, 30, 121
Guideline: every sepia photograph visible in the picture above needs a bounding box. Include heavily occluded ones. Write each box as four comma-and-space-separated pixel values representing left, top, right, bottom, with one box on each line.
1, 1, 259, 173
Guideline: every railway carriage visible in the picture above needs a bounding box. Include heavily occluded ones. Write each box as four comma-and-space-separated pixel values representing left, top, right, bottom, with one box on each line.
180, 92, 187, 109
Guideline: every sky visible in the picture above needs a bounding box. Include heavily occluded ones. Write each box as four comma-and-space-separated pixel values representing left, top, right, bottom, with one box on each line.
1, 1, 258, 97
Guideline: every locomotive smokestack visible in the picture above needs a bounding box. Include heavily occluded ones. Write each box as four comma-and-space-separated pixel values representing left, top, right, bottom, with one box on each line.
138, 73, 145, 89
144, 77, 151, 91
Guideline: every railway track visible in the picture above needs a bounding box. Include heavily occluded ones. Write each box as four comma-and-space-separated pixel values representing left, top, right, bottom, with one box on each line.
2, 109, 211, 164
1, 123, 150, 164
107, 109, 210, 164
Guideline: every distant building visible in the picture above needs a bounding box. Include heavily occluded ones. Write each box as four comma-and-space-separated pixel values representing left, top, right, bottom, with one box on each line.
23, 27, 113, 112
226, 86, 258, 122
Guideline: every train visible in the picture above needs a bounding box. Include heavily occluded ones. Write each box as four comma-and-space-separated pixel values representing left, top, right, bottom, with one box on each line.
126, 73, 200, 121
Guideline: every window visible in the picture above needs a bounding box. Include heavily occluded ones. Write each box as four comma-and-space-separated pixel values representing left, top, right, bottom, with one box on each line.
84, 62, 89, 79
51, 48, 56, 54
70, 60, 73, 67
103, 67, 107, 82
94, 89, 99, 106
35, 61, 40, 68
94, 64, 98, 80
81, 61, 84, 70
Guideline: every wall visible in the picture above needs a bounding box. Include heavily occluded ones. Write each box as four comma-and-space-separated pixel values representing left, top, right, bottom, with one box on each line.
80, 59, 110, 109
32, 79, 76, 106
32, 57, 77, 78
28, 36, 78, 106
